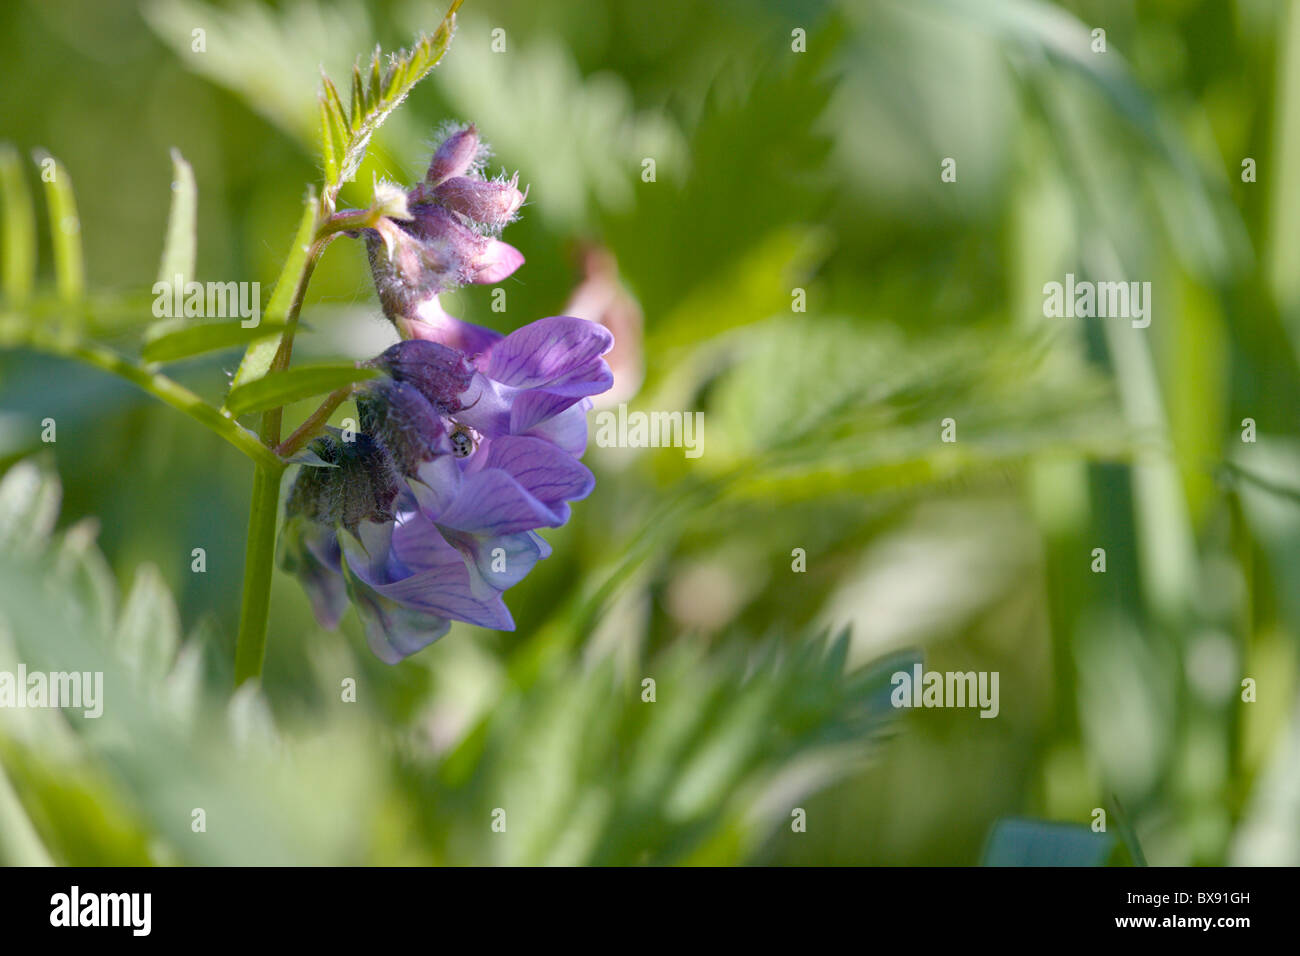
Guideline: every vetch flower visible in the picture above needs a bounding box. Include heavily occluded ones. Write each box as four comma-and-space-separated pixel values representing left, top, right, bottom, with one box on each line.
278, 429, 526, 663
364, 124, 527, 341
372, 315, 615, 456
279, 314, 614, 663
278, 122, 613, 663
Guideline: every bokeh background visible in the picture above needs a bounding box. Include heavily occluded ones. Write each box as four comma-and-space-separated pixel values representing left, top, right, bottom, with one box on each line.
1, 0, 1299, 865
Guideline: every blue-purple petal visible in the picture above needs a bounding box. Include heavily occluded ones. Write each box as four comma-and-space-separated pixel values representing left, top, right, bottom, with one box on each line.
479, 434, 595, 511
435, 468, 561, 534
476, 316, 613, 391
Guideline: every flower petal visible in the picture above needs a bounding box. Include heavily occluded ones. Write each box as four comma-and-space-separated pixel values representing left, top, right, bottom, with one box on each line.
508, 388, 586, 434
346, 517, 516, 631
434, 468, 561, 535
470, 239, 524, 284
425, 124, 479, 186
407, 456, 462, 520
521, 400, 591, 456
440, 527, 548, 600
480, 435, 595, 511
452, 373, 513, 437
340, 558, 452, 663
277, 516, 347, 629
408, 296, 503, 355
476, 316, 613, 392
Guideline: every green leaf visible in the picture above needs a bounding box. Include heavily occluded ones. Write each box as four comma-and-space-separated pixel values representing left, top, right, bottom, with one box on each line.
321, 74, 349, 148
52, 518, 118, 643
141, 317, 290, 364
981, 819, 1124, 866
227, 683, 280, 753
1110, 796, 1149, 867
0, 143, 35, 306
230, 189, 318, 390
350, 63, 364, 131
326, 2, 465, 203
162, 639, 207, 730
319, 98, 339, 184
113, 563, 181, 687
32, 150, 84, 310
156, 148, 197, 287
0, 461, 381, 865
0, 763, 54, 866
0, 460, 60, 555
368, 46, 383, 111
0, 741, 154, 866
443, 632, 909, 865
224, 363, 379, 417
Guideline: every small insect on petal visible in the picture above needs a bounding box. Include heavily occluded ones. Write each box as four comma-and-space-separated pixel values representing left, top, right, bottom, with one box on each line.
449, 424, 477, 458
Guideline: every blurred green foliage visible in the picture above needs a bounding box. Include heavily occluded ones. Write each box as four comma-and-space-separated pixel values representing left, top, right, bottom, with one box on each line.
1, 0, 1299, 865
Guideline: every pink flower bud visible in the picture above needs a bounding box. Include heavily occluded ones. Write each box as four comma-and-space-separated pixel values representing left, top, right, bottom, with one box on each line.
433, 175, 525, 229
426, 124, 479, 185
470, 238, 524, 284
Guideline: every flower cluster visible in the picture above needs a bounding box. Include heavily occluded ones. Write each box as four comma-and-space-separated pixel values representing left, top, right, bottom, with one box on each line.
279, 127, 613, 663
366, 123, 527, 352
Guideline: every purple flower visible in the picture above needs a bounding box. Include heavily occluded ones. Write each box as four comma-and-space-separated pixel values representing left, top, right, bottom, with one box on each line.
279, 314, 614, 663
279, 124, 612, 662
364, 124, 526, 336
374, 315, 614, 455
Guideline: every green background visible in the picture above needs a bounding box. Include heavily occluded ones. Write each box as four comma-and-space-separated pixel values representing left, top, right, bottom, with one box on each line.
1, 0, 1298, 865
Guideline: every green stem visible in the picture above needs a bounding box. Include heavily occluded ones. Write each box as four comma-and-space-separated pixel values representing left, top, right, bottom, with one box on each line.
232, 459, 285, 685
231, 230, 335, 685
275, 385, 354, 458
31, 333, 281, 470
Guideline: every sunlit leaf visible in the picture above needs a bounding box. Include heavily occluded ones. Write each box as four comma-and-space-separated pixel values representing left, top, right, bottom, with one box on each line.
325, 2, 465, 204
141, 318, 290, 364
225, 363, 379, 417
156, 148, 197, 288
230, 189, 318, 390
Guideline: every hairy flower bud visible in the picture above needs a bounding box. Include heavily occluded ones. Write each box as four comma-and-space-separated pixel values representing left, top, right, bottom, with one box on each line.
363, 204, 524, 322
284, 434, 400, 530
370, 339, 476, 412
361, 124, 528, 340
356, 380, 451, 475
425, 123, 480, 186
432, 174, 525, 230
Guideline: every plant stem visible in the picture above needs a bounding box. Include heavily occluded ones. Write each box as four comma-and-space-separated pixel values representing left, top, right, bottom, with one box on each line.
232, 458, 285, 685
260, 235, 331, 447
31, 333, 281, 470
275, 385, 355, 458
231, 229, 335, 685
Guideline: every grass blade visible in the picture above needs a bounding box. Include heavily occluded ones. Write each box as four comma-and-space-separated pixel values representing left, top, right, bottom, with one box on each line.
0, 143, 35, 307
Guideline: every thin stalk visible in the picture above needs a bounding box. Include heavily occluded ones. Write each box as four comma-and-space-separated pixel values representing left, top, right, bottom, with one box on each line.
275, 385, 354, 458
260, 234, 332, 446
31, 333, 281, 470
232, 459, 285, 685
232, 227, 334, 685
